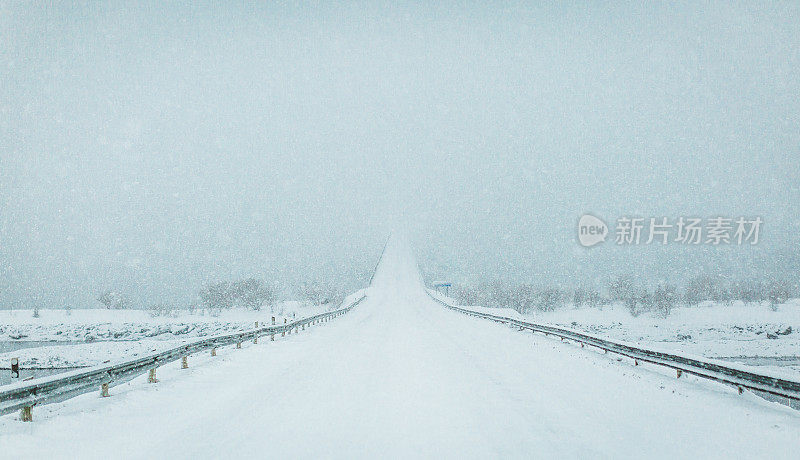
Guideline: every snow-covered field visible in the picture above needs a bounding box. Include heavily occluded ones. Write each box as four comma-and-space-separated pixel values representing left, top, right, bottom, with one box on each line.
441, 296, 800, 379
0, 302, 335, 370
1, 237, 798, 459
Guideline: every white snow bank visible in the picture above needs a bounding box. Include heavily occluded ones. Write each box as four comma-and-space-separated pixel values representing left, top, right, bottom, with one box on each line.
439, 292, 800, 378
0, 301, 338, 369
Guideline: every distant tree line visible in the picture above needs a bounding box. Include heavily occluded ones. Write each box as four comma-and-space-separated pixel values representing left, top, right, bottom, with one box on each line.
97, 290, 131, 310
199, 278, 276, 312
93, 277, 344, 315
294, 281, 344, 308
453, 281, 577, 314
452, 275, 798, 318
198, 278, 343, 313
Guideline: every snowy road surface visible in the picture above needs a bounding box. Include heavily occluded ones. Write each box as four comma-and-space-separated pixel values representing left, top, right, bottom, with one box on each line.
2, 241, 799, 459
2, 294, 799, 459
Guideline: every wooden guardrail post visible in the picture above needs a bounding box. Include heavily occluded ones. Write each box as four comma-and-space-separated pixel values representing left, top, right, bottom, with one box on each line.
211, 347, 217, 356
271, 316, 275, 325
101, 383, 110, 397
254, 335, 258, 344
236, 341, 242, 349
181, 356, 189, 369
148, 368, 158, 383
20, 405, 32, 422
676, 369, 682, 378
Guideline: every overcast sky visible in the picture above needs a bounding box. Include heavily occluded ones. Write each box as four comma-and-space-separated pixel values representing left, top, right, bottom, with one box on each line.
1, 1, 798, 308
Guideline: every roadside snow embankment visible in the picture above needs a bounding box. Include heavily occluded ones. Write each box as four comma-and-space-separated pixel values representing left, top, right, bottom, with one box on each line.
0, 302, 336, 368
433, 291, 800, 379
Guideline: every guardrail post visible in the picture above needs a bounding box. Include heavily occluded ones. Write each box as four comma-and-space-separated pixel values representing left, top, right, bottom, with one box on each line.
20, 405, 32, 422
283, 319, 287, 336
254, 336, 258, 344
101, 383, 110, 397
676, 369, 682, 378
11, 357, 19, 378
302, 323, 305, 330
271, 316, 275, 325
236, 341, 242, 349
271, 333, 275, 341
634, 359, 638, 366
181, 356, 189, 369
211, 347, 217, 356
148, 368, 158, 383
738, 386, 743, 395
255, 321, 259, 328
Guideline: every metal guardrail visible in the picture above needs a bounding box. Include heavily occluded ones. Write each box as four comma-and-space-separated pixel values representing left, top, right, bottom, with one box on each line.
0, 295, 366, 420
428, 293, 800, 402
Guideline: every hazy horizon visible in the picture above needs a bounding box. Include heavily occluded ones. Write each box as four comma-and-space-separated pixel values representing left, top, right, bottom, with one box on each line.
2, 2, 798, 308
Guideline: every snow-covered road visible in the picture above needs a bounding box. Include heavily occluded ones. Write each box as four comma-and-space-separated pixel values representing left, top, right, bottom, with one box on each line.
2, 240, 799, 459
2, 290, 799, 459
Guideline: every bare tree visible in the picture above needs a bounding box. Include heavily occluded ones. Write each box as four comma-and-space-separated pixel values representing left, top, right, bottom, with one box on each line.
573, 288, 586, 308
684, 275, 729, 306
97, 290, 131, 310
454, 284, 482, 306
232, 278, 275, 311
585, 288, 604, 310
732, 279, 767, 304
537, 287, 564, 312
200, 281, 233, 311
297, 281, 342, 307
766, 280, 792, 311
652, 284, 678, 318
608, 275, 635, 303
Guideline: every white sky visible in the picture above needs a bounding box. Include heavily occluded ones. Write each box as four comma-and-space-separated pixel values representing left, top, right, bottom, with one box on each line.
1, 2, 798, 307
